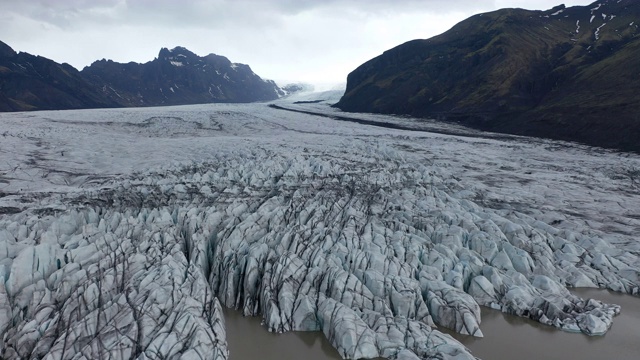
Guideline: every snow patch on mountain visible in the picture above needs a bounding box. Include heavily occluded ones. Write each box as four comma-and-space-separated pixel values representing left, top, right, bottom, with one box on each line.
595, 23, 607, 40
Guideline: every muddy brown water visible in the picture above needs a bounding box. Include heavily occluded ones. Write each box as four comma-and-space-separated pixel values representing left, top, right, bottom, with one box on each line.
223, 289, 640, 360
222, 308, 344, 359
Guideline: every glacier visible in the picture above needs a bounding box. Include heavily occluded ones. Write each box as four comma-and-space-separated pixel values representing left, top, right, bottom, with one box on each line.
0, 97, 639, 359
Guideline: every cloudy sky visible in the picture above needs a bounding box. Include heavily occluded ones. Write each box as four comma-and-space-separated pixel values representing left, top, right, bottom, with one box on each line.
1, 0, 589, 87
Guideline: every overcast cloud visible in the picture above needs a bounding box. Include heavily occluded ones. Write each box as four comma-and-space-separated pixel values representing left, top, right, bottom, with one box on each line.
1, 0, 590, 87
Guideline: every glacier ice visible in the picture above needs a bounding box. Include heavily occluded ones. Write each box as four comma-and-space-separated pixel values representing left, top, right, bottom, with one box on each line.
0, 102, 639, 359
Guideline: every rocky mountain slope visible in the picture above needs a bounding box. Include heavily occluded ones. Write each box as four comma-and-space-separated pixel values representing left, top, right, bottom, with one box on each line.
336, 0, 640, 152
0, 41, 120, 111
0, 42, 282, 111
82, 47, 282, 107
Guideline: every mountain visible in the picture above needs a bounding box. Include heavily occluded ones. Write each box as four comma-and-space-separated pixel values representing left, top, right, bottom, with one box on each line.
0, 40, 120, 111
280, 83, 315, 96
336, 0, 640, 152
81, 47, 282, 106
0, 42, 282, 111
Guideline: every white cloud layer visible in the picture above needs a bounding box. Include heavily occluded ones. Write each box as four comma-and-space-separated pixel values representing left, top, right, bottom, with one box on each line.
0, 0, 591, 85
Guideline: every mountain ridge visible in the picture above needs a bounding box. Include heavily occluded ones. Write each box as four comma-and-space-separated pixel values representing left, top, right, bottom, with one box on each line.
0, 42, 282, 111
0, 40, 120, 112
82, 46, 283, 107
336, 0, 640, 151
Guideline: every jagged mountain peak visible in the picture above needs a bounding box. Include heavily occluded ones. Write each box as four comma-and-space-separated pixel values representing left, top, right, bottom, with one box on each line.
169, 45, 190, 53
158, 46, 200, 61
202, 52, 233, 67
157, 47, 245, 71
0, 40, 16, 58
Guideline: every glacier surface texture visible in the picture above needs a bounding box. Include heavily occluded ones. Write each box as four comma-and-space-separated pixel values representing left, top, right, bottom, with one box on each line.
1, 98, 639, 359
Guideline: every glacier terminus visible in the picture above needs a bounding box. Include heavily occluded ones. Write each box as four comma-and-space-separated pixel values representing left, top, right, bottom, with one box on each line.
0, 94, 639, 359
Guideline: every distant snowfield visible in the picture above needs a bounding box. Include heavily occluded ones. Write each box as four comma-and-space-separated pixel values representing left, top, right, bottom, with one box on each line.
1, 96, 639, 359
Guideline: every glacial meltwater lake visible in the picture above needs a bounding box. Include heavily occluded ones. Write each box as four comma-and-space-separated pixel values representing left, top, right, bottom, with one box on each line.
223, 307, 343, 359
224, 289, 640, 360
